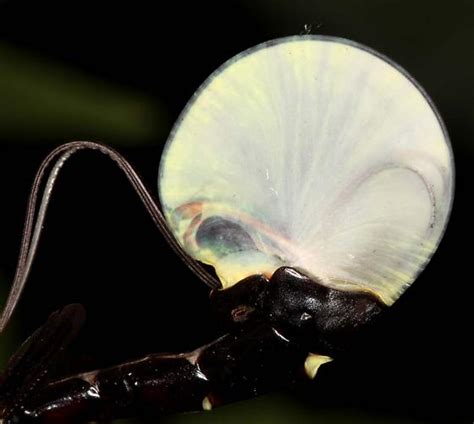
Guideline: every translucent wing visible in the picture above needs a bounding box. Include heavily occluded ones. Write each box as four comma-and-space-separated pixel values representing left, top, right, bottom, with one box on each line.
159, 36, 454, 305
0, 304, 85, 412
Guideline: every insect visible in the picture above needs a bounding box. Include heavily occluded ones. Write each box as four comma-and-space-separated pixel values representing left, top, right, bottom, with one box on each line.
0, 35, 454, 422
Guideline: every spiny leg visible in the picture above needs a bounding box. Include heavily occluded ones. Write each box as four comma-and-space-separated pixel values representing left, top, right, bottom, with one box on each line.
7, 325, 310, 422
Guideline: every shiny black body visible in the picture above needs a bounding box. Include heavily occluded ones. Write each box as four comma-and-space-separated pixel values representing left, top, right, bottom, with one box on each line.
0, 267, 384, 422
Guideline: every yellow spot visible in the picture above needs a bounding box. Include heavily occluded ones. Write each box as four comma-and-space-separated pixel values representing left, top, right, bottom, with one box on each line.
202, 396, 213, 411
304, 353, 333, 379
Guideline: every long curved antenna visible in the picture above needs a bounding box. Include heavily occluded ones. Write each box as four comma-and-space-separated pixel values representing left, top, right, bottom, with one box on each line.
0, 141, 220, 334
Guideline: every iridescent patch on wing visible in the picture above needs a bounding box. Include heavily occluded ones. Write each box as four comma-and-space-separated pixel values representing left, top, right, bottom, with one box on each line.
159, 36, 454, 306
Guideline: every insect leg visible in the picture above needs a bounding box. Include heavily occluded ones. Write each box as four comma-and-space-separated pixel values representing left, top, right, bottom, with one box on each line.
9, 324, 309, 422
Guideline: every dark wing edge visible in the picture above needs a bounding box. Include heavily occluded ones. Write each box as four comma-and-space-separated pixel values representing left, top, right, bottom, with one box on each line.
0, 303, 86, 415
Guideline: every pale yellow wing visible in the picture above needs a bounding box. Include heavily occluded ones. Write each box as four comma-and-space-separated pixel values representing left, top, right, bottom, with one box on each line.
159, 36, 454, 305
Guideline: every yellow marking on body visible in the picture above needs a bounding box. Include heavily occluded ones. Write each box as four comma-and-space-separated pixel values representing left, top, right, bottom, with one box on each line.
202, 396, 213, 411
304, 353, 333, 379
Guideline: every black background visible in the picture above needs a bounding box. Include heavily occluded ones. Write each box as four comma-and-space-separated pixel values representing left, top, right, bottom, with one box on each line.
0, 1, 472, 423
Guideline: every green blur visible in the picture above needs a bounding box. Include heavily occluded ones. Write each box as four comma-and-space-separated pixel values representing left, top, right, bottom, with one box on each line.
116, 393, 427, 424
0, 42, 168, 144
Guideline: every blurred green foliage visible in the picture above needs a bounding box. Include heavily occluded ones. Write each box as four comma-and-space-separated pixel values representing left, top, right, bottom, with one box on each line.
0, 42, 168, 145
116, 393, 426, 424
